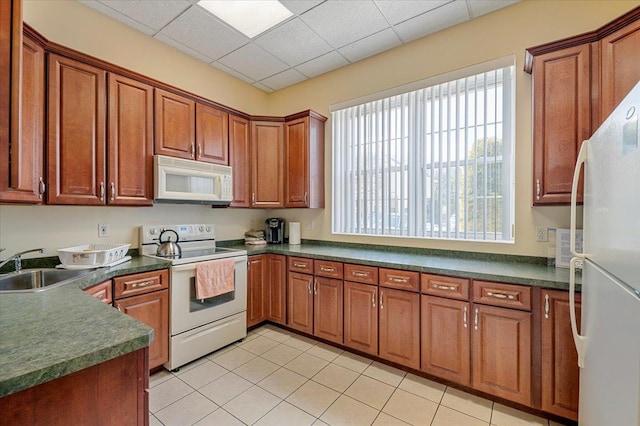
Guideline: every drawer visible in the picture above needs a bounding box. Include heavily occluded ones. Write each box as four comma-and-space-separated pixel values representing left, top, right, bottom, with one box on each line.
421, 274, 470, 301
314, 260, 343, 279
472, 280, 531, 311
288, 256, 314, 274
379, 268, 419, 291
344, 263, 378, 285
114, 269, 168, 299
84, 280, 113, 304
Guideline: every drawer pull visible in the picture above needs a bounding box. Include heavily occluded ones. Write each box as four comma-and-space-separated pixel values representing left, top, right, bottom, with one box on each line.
389, 276, 409, 283
131, 280, 154, 289
352, 271, 368, 277
433, 284, 456, 291
463, 306, 468, 328
320, 266, 335, 272
486, 291, 515, 300
294, 262, 308, 268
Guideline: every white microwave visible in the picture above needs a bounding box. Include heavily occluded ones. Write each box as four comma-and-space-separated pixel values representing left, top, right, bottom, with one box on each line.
154, 155, 233, 205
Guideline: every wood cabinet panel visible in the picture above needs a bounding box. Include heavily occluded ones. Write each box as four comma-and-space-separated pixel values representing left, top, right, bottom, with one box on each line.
541, 290, 581, 420
288, 256, 314, 274
0, 30, 44, 203
313, 277, 343, 344
229, 114, 251, 207
267, 254, 287, 325
473, 281, 531, 311
421, 273, 470, 300
379, 288, 420, 369
284, 117, 309, 207
108, 73, 153, 206
251, 120, 284, 207
114, 270, 167, 300
380, 268, 419, 292
343, 281, 378, 355
115, 290, 169, 370
314, 260, 343, 279
196, 103, 228, 165
287, 272, 313, 334
83, 280, 113, 305
344, 264, 378, 285
532, 44, 590, 205
472, 304, 532, 405
247, 255, 267, 327
154, 88, 195, 159
421, 295, 470, 385
47, 54, 106, 205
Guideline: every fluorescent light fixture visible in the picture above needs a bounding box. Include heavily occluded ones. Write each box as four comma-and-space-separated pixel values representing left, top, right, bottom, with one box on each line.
199, 0, 293, 38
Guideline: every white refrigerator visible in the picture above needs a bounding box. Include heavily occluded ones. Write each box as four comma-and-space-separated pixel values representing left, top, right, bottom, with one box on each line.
569, 82, 640, 425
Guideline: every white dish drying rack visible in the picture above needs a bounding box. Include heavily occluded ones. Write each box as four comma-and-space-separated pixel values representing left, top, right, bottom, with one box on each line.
57, 243, 131, 268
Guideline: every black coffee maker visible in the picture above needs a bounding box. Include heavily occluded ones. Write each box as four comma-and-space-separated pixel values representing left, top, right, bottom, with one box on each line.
265, 218, 285, 244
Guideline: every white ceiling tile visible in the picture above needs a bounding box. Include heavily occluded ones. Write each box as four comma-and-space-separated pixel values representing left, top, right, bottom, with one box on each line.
260, 69, 307, 91
78, 0, 156, 35
255, 18, 332, 66
218, 43, 289, 81
338, 28, 401, 62
466, 0, 519, 18
280, 0, 326, 15
374, 0, 453, 25
154, 33, 214, 63
93, 0, 191, 32
159, 6, 249, 60
300, 0, 389, 48
295, 51, 349, 78
393, 0, 470, 43
253, 82, 275, 93
211, 62, 255, 84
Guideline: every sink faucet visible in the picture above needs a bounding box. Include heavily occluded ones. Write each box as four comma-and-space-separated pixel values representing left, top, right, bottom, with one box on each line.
0, 248, 45, 273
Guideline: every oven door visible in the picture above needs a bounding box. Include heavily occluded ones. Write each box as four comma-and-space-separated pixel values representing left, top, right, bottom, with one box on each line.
170, 255, 247, 335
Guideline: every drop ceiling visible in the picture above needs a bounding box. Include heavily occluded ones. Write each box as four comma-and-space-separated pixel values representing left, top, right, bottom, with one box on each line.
79, 0, 520, 92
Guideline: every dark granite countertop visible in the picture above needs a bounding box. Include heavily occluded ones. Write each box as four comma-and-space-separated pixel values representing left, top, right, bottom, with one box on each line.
221, 241, 580, 290
0, 256, 171, 398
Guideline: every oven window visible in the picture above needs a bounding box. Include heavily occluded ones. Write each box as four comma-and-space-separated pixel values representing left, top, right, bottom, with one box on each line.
189, 276, 236, 312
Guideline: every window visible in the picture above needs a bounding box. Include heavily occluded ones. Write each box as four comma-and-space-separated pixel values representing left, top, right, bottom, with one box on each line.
332, 58, 515, 242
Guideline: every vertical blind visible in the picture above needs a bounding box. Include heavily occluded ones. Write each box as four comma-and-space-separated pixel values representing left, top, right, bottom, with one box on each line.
332, 63, 514, 241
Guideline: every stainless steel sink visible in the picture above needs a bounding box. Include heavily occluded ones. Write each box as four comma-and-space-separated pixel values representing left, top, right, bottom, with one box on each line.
0, 268, 93, 292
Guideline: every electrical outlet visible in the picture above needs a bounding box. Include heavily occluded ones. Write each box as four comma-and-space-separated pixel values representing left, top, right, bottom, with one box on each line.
536, 226, 548, 242
98, 224, 109, 238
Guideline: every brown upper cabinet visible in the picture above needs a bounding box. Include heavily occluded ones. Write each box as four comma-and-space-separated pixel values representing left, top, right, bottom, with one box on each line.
154, 89, 196, 160
229, 114, 251, 207
196, 103, 229, 165
284, 111, 326, 208
526, 6, 640, 205
251, 120, 285, 208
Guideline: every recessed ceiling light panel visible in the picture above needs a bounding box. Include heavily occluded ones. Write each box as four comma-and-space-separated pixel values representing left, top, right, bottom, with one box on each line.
198, 0, 293, 38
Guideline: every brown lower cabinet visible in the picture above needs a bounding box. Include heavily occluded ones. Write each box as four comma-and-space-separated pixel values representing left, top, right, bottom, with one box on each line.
266, 254, 287, 325
247, 255, 267, 326
379, 288, 420, 369
0, 348, 148, 426
248, 254, 287, 327
313, 277, 343, 344
343, 280, 378, 355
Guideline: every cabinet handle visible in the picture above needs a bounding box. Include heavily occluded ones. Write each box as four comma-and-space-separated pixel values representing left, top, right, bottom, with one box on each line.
304, 192, 308, 205
474, 308, 479, 330
197, 144, 202, 159
131, 280, 154, 289
110, 182, 115, 201
433, 284, 456, 291
536, 179, 541, 200
389, 276, 409, 283
320, 266, 335, 272
307, 281, 311, 294
486, 291, 515, 300
352, 271, 368, 278
38, 177, 45, 198
252, 193, 256, 205
190, 143, 195, 158
117, 304, 121, 312
379, 290, 384, 310
293, 262, 307, 268
99, 181, 105, 201
372, 289, 376, 308
463, 306, 468, 328
314, 280, 318, 295
247, 261, 250, 271
544, 293, 550, 319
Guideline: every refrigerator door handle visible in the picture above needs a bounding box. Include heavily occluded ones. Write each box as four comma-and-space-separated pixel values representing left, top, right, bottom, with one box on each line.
570, 256, 587, 368
570, 140, 588, 257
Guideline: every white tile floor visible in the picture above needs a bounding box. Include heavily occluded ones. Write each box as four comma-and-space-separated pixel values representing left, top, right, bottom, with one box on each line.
150, 325, 569, 426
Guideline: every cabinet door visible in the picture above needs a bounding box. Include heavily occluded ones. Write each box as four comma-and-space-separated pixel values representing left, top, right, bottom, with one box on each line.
229, 114, 250, 207
267, 254, 287, 325
196, 103, 228, 165
154, 88, 195, 160
287, 272, 313, 334
421, 295, 470, 385
314, 277, 343, 344
0, 32, 44, 203
251, 121, 284, 208
115, 290, 169, 370
284, 117, 309, 207
108, 73, 153, 206
541, 290, 581, 420
247, 255, 267, 327
84, 280, 113, 304
379, 288, 420, 369
472, 304, 532, 405
343, 281, 378, 355
47, 54, 106, 205
532, 44, 590, 205
600, 19, 640, 120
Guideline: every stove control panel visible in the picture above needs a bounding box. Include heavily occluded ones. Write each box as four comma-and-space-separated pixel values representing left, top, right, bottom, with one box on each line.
141, 224, 216, 245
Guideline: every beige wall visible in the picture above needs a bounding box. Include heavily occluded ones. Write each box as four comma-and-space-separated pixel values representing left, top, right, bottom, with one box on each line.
1, 0, 638, 258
